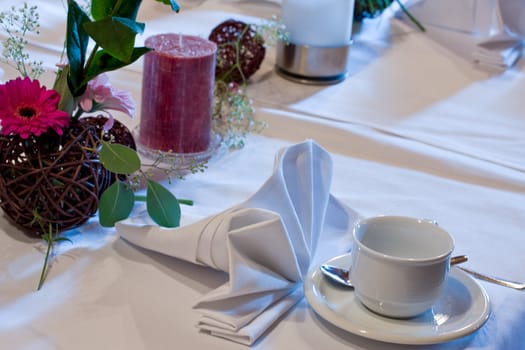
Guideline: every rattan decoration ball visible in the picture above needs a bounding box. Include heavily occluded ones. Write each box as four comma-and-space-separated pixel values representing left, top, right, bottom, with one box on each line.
209, 19, 266, 83
0, 120, 115, 235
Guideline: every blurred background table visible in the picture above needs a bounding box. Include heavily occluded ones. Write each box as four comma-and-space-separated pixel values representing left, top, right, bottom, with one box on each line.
0, 1, 524, 349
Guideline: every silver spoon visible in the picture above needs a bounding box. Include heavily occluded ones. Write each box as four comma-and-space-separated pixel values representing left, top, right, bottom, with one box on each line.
454, 266, 525, 291
320, 255, 469, 288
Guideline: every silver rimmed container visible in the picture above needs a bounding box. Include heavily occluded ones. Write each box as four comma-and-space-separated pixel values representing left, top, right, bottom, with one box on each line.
275, 39, 351, 85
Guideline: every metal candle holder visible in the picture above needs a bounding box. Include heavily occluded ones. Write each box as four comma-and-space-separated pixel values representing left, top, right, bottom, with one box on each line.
275, 39, 351, 85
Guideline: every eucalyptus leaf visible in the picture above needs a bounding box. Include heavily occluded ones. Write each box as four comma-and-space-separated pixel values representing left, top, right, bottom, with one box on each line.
66, 0, 91, 96
146, 180, 181, 228
99, 143, 141, 174
91, 0, 142, 21
99, 181, 135, 227
155, 0, 181, 12
83, 47, 151, 83
83, 17, 145, 62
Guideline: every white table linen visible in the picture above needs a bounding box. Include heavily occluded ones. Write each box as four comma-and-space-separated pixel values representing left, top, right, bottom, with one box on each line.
0, 0, 524, 349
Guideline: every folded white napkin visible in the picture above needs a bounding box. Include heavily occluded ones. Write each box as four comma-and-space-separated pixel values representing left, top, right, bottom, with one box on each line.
116, 140, 358, 345
396, 0, 524, 72
472, 33, 523, 71
471, 0, 524, 72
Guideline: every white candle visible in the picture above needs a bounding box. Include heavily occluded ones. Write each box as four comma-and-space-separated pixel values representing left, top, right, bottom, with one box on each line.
282, 0, 354, 46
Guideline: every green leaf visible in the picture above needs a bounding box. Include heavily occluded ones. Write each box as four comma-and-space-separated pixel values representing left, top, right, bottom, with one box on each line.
91, 0, 143, 21
66, 0, 91, 96
53, 237, 73, 244
155, 0, 180, 12
83, 17, 145, 62
90, 0, 113, 20
146, 180, 181, 228
99, 143, 141, 174
99, 181, 135, 227
53, 66, 76, 115
83, 47, 151, 83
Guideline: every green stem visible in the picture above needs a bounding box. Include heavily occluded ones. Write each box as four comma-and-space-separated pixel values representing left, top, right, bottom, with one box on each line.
177, 199, 194, 206
82, 43, 99, 80
218, 25, 250, 83
395, 0, 425, 32
135, 194, 193, 206
37, 234, 53, 291
135, 194, 147, 201
73, 107, 84, 119
111, 0, 125, 16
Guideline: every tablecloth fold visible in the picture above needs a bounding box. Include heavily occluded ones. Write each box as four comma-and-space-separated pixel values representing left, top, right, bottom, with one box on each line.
116, 140, 358, 345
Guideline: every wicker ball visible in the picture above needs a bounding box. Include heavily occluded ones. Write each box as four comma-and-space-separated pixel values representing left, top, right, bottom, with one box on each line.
80, 116, 136, 150
0, 119, 113, 235
208, 19, 266, 83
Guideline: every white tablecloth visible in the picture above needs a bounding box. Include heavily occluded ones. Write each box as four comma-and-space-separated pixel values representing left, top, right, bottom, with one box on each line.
1, 1, 524, 349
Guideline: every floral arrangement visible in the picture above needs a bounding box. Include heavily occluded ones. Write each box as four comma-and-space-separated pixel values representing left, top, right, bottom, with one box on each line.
0, 0, 184, 233
0, 0, 189, 289
0, 1, 282, 289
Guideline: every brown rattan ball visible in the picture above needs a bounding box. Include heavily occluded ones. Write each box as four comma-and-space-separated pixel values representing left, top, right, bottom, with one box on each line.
0, 120, 113, 235
208, 19, 266, 83
80, 116, 136, 150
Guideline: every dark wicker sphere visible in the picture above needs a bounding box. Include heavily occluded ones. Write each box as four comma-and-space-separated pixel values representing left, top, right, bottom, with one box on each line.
0, 119, 116, 235
208, 19, 266, 83
80, 116, 136, 150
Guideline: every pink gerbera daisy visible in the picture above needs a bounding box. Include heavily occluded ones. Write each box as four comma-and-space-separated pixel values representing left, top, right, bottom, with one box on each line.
0, 77, 70, 139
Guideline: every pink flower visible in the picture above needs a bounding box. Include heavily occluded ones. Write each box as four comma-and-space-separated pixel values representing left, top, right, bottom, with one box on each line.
79, 73, 135, 130
0, 77, 70, 139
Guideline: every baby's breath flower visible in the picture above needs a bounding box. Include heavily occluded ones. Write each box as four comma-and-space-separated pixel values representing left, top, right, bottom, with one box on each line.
0, 3, 44, 79
213, 80, 266, 149
211, 17, 286, 149
254, 15, 289, 47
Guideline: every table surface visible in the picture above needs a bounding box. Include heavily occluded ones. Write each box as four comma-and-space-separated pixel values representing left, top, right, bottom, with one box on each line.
1, 1, 524, 349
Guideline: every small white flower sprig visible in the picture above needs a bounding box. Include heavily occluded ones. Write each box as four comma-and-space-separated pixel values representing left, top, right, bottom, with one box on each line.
0, 3, 44, 79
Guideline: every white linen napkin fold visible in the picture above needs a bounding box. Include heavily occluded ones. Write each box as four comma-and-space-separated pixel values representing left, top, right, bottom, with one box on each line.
448, 0, 524, 71
472, 33, 522, 71
471, 0, 524, 72
116, 140, 358, 345
397, 0, 524, 71
480, 0, 525, 70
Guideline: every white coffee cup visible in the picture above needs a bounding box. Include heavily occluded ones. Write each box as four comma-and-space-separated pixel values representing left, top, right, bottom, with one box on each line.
350, 216, 454, 318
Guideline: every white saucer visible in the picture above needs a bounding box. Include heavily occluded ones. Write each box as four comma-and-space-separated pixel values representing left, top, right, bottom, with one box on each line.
304, 253, 491, 345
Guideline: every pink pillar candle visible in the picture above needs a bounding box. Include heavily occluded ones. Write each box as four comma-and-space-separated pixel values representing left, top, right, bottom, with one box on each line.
139, 34, 217, 153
